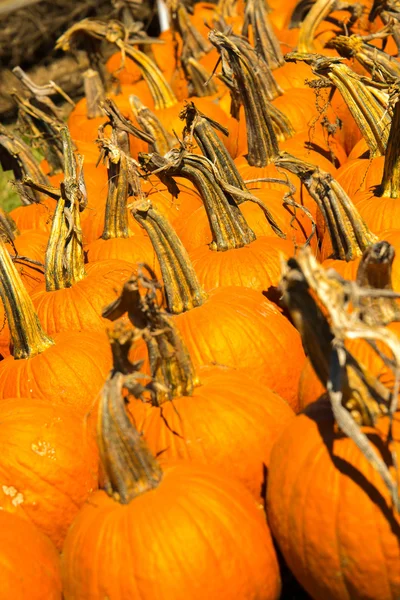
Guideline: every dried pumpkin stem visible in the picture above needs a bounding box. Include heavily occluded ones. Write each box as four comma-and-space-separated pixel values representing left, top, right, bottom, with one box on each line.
275, 152, 378, 260
131, 200, 207, 314
280, 248, 400, 509
0, 239, 54, 359
104, 270, 200, 404
356, 241, 400, 326
120, 42, 178, 110
99, 363, 162, 503
100, 139, 131, 240
297, 0, 336, 53
83, 68, 106, 118
140, 149, 258, 250
129, 95, 175, 156
56, 19, 177, 111
44, 127, 86, 291
181, 102, 247, 191
328, 34, 400, 84
182, 57, 219, 98
168, 0, 211, 59
209, 31, 291, 167
12, 92, 65, 173
242, 0, 284, 69
286, 53, 391, 157
0, 125, 51, 204
381, 97, 400, 198
0, 209, 18, 242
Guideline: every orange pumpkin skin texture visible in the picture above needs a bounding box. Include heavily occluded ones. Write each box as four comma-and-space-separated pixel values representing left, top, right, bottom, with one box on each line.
129, 366, 294, 500
267, 401, 400, 600
0, 512, 62, 599
335, 156, 385, 199
0, 331, 111, 415
85, 236, 158, 268
5, 230, 48, 293
0, 398, 98, 550
9, 199, 53, 234
61, 461, 281, 600
189, 236, 294, 293
30, 260, 142, 335
172, 287, 305, 411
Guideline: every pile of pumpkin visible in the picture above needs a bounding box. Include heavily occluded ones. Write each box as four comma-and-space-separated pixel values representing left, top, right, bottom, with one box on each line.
1, 0, 400, 597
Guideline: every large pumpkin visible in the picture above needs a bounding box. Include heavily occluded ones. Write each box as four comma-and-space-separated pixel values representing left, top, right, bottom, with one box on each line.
61, 368, 281, 600
267, 400, 400, 600
0, 397, 98, 549
0, 512, 62, 599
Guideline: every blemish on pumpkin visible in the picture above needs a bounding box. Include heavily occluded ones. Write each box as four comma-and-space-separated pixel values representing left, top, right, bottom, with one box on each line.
2, 485, 24, 506
31, 440, 56, 460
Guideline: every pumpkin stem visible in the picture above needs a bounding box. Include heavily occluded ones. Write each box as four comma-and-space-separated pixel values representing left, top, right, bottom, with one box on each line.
103, 268, 199, 404
180, 101, 247, 191
56, 19, 177, 111
242, 0, 285, 70
380, 96, 400, 198
0, 209, 18, 242
168, 0, 211, 60
44, 127, 86, 291
280, 247, 400, 510
140, 148, 276, 250
130, 198, 208, 313
327, 34, 400, 84
99, 327, 163, 504
209, 30, 292, 167
0, 125, 51, 204
0, 238, 54, 359
182, 57, 219, 98
297, 0, 336, 53
286, 53, 391, 157
12, 72, 70, 173
129, 95, 175, 156
356, 241, 400, 326
83, 69, 106, 119
276, 152, 378, 260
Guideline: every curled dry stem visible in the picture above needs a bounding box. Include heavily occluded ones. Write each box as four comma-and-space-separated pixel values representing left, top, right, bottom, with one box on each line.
286, 52, 392, 157
275, 152, 378, 260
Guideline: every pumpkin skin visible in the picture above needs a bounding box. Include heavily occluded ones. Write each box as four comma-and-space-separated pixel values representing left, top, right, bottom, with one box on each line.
172, 287, 305, 411
0, 512, 62, 599
267, 400, 400, 600
129, 365, 294, 501
9, 199, 54, 234
189, 236, 294, 294
335, 156, 385, 199
30, 260, 141, 336
5, 230, 48, 293
61, 461, 281, 600
0, 331, 111, 415
0, 398, 98, 550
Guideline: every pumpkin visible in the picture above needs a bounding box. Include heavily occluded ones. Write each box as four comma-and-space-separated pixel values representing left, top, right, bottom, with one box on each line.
351, 99, 400, 235
140, 150, 295, 294
61, 363, 281, 600
119, 205, 305, 410
0, 236, 112, 414
0, 397, 98, 549
0, 512, 61, 599
103, 277, 295, 501
267, 400, 400, 600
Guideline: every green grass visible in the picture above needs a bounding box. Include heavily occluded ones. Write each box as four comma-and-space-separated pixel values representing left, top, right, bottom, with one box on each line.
0, 166, 22, 213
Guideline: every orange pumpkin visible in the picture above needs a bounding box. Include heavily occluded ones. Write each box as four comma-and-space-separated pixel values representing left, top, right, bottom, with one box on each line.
61, 367, 282, 600
0, 397, 98, 549
267, 400, 400, 600
0, 512, 61, 599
